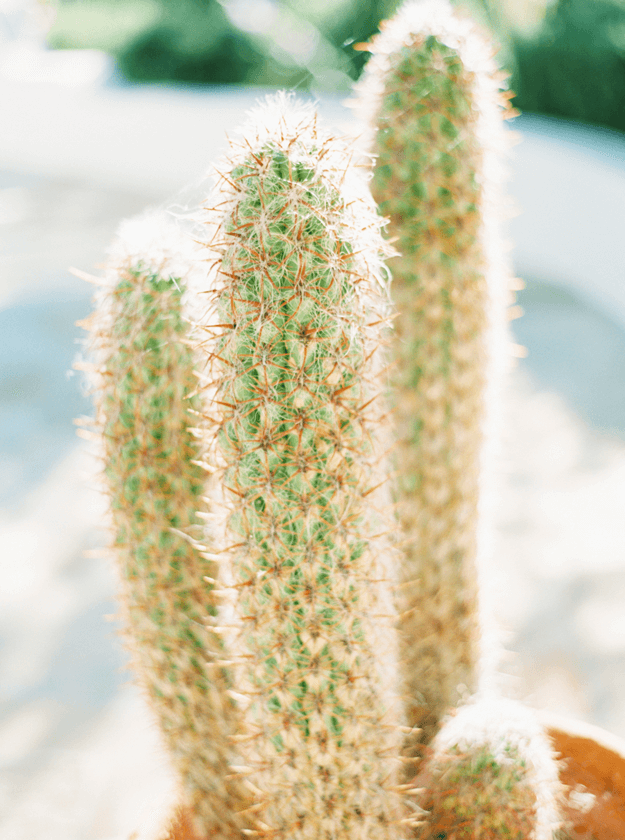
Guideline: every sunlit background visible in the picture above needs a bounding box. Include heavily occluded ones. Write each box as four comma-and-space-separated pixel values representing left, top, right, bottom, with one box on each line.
1, 0, 625, 836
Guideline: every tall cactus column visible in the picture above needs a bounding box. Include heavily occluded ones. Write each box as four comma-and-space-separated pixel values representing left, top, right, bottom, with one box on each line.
200, 97, 413, 840
86, 219, 247, 839
357, 0, 514, 744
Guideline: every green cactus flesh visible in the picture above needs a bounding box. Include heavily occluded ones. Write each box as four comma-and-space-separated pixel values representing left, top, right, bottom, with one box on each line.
96, 263, 244, 838
367, 25, 496, 743
203, 105, 408, 840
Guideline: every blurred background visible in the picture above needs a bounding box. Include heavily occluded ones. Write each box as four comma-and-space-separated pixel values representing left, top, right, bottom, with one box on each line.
1, 0, 625, 837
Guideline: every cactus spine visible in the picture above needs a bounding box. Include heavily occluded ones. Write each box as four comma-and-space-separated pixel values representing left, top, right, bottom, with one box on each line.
87, 217, 246, 838
356, 0, 514, 743
199, 96, 411, 840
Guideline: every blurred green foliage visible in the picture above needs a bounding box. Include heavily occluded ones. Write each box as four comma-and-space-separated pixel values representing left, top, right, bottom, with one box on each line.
511, 0, 625, 132
48, 0, 625, 132
48, 0, 402, 89
47, 0, 162, 55
115, 1, 263, 85
49, 0, 267, 83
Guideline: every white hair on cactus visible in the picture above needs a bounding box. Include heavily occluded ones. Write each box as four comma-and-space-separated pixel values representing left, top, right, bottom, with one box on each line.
207, 91, 394, 294
107, 209, 207, 292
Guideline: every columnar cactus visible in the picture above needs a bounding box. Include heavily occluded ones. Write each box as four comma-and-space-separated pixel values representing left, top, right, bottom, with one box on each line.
85, 216, 247, 838
350, 2, 563, 836
198, 95, 411, 840
355, 0, 515, 743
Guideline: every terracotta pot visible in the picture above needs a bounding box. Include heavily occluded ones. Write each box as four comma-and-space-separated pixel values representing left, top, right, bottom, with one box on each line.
541, 711, 625, 839
160, 713, 625, 840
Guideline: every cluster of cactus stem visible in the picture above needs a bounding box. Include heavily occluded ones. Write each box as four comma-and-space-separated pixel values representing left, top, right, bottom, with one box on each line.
82, 2, 565, 839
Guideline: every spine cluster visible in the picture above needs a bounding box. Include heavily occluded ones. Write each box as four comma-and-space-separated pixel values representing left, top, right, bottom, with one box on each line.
356, 0, 514, 744
199, 98, 409, 840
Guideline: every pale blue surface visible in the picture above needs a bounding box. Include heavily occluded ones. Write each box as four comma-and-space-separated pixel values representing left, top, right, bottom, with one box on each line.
0, 294, 92, 510
513, 112, 625, 173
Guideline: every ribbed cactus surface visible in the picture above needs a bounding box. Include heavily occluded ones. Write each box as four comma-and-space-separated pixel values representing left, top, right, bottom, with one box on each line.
88, 222, 245, 839
357, 0, 513, 744
199, 97, 410, 840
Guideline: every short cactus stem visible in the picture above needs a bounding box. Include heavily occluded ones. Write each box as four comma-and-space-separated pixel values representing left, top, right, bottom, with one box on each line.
413, 697, 562, 839
355, 0, 515, 743
200, 96, 412, 840
86, 216, 246, 838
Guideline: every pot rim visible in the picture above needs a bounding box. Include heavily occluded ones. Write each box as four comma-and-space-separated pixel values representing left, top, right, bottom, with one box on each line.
538, 708, 625, 759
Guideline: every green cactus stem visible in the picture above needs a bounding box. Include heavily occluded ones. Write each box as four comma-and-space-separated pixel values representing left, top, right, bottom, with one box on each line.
199, 95, 414, 840
85, 215, 247, 839
355, 0, 516, 744
413, 697, 562, 839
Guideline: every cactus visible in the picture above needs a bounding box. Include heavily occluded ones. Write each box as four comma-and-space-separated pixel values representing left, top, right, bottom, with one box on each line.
85, 215, 247, 839
198, 94, 412, 840
354, 0, 516, 744
413, 697, 562, 840
350, 2, 563, 836
79, 6, 567, 837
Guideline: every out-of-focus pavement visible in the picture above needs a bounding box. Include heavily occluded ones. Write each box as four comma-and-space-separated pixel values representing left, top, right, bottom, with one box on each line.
1, 70, 625, 839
